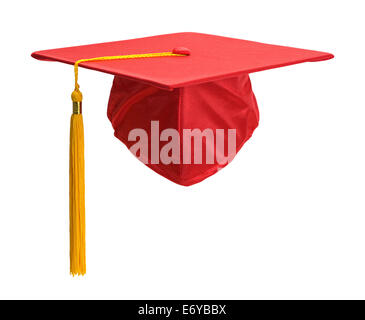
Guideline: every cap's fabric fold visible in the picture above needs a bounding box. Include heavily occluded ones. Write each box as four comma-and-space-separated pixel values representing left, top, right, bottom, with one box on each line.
107, 74, 259, 186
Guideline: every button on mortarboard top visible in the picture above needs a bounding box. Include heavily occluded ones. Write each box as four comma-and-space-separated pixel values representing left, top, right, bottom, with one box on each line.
172, 47, 191, 55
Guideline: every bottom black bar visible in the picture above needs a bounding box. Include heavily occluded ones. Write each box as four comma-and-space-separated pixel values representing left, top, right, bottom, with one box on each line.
1, 300, 362, 318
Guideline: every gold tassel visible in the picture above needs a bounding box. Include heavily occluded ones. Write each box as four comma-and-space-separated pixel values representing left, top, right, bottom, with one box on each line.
69, 87, 86, 276
67, 51, 188, 276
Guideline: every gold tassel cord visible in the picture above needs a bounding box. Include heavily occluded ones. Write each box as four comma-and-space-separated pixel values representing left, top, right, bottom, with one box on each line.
69, 101, 86, 276
69, 51, 188, 276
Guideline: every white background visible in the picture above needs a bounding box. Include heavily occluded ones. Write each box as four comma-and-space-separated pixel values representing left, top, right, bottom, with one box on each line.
0, 0, 364, 300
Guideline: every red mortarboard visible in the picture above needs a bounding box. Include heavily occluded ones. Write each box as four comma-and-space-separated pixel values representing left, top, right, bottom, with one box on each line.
32, 32, 333, 89
32, 32, 334, 275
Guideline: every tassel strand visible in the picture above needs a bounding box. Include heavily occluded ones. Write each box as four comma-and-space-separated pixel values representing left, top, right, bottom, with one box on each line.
69, 99, 86, 276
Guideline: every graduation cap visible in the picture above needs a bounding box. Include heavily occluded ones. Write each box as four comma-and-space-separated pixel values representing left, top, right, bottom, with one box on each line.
32, 32, 334, 276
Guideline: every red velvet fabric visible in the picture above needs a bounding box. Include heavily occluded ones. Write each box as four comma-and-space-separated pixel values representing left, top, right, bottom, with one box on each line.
108, 74, 259, 185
